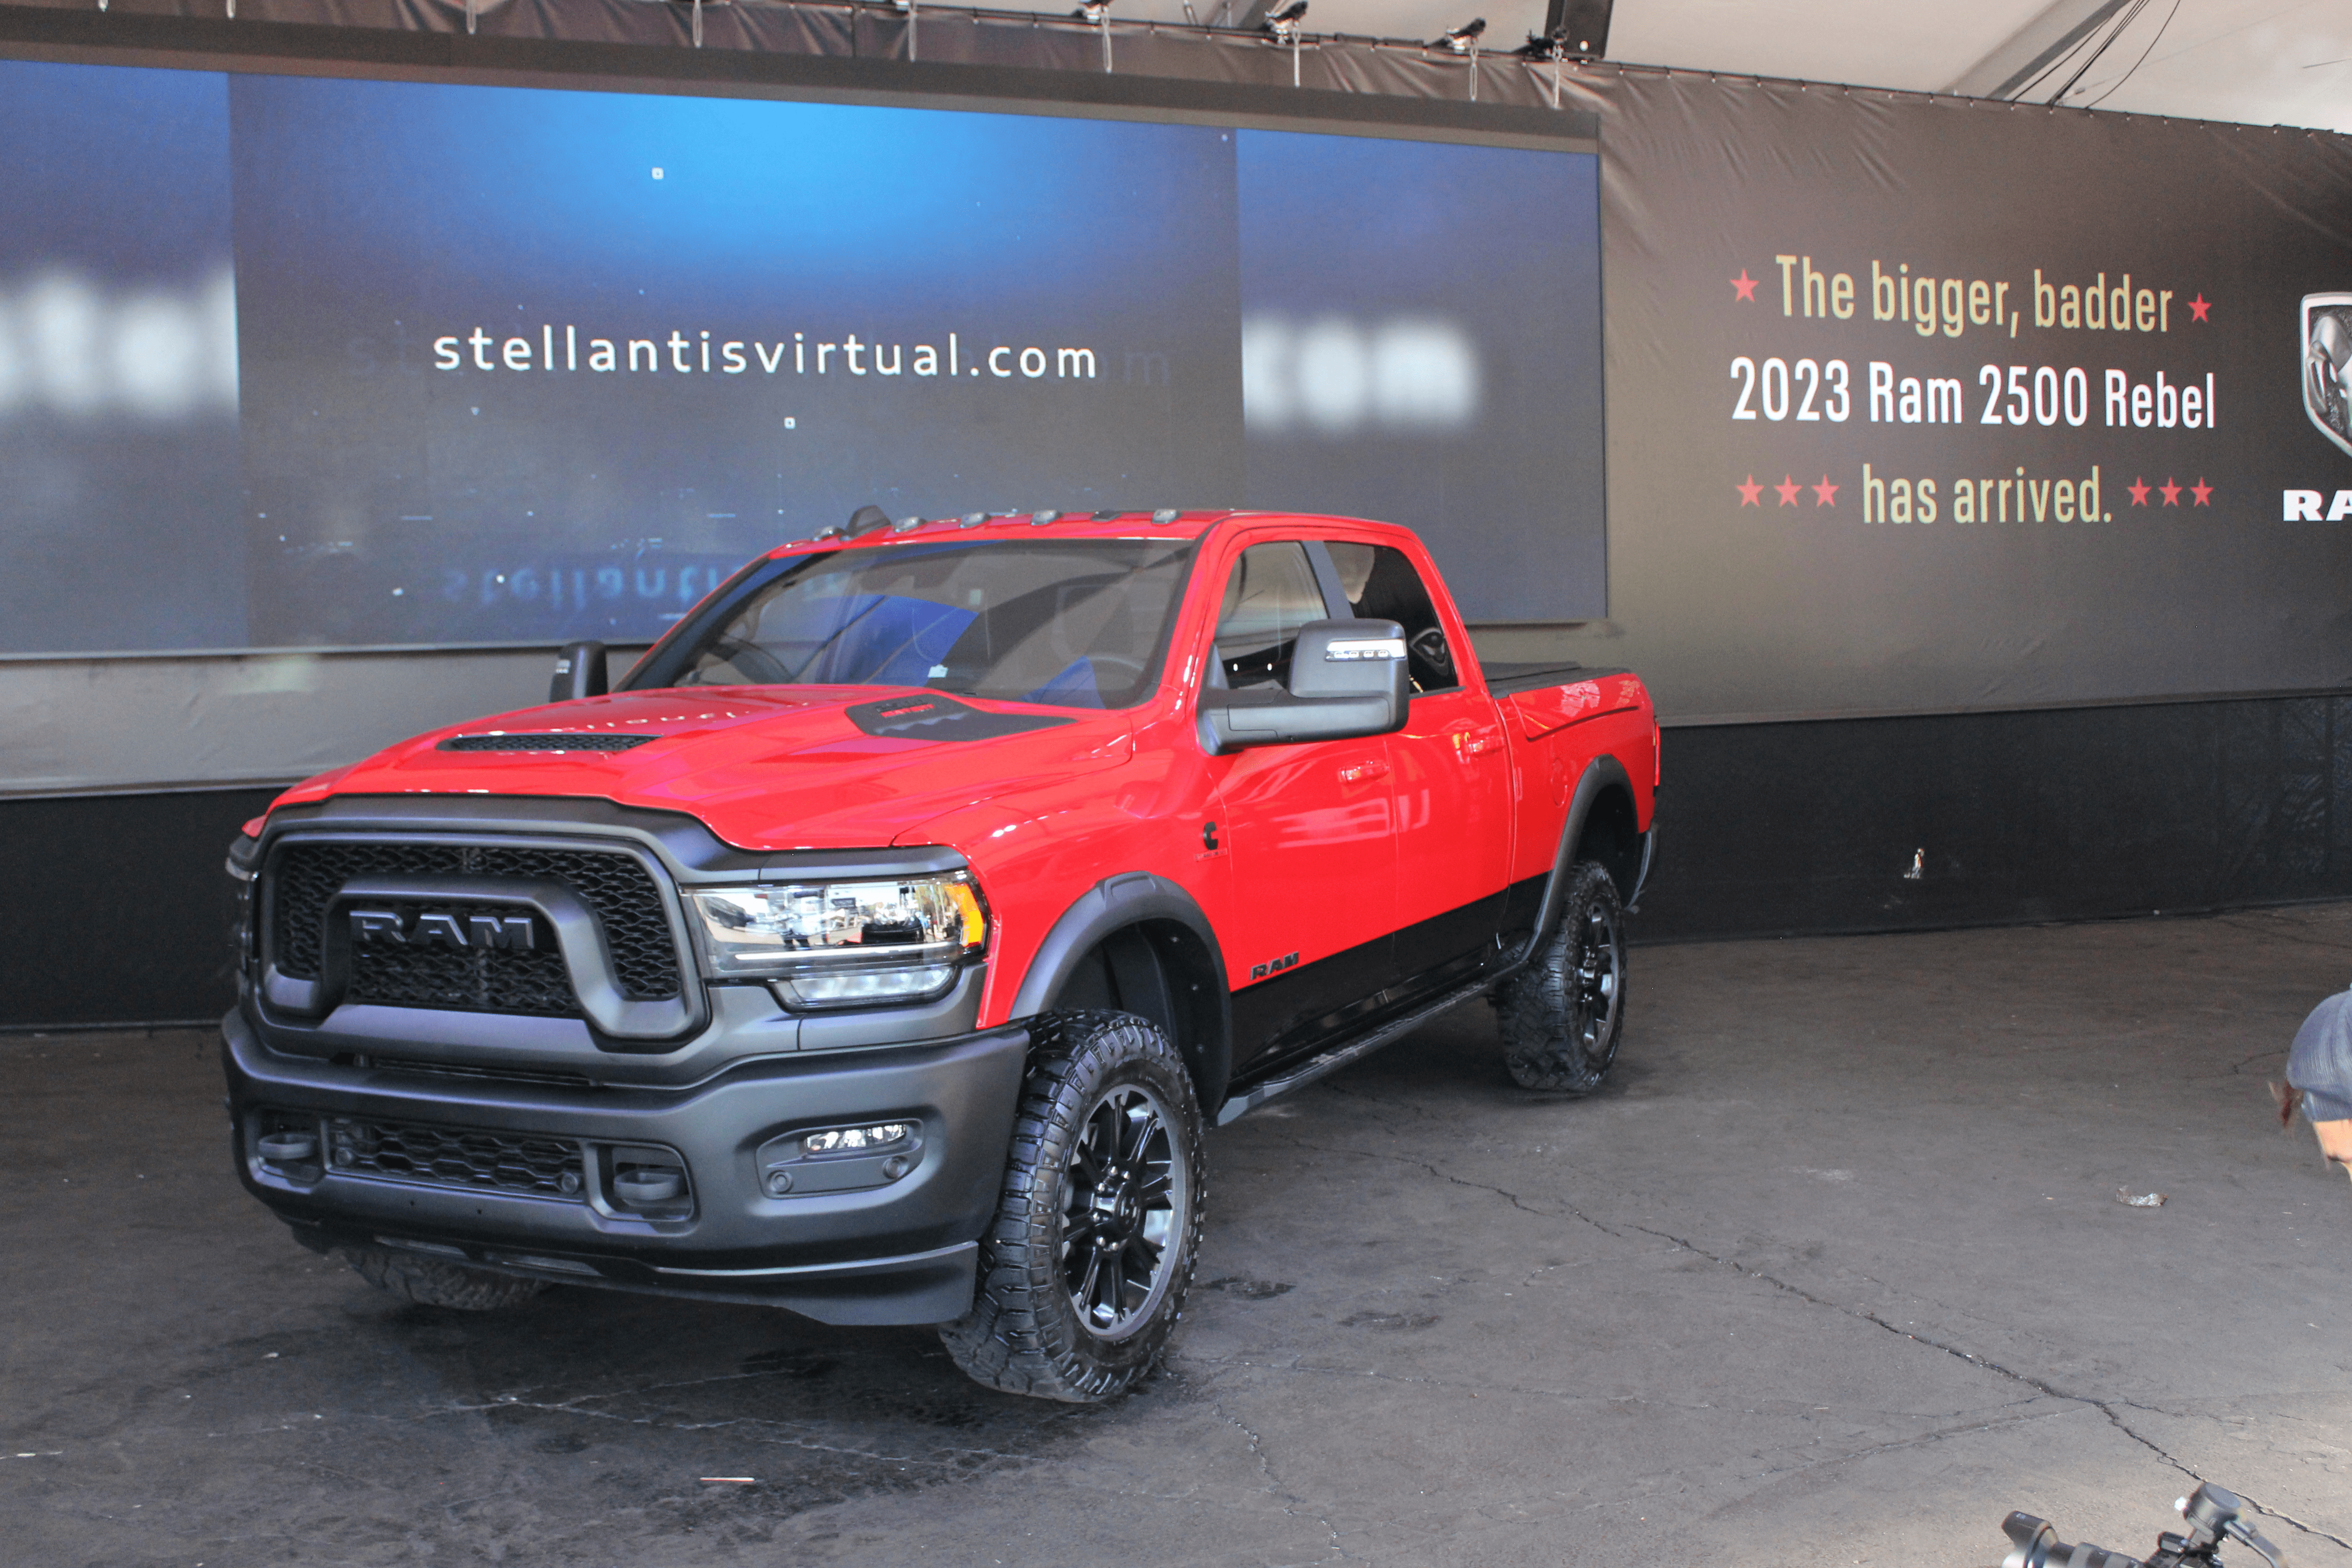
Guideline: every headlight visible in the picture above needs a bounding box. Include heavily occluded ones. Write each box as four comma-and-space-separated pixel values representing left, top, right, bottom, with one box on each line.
686, 873, 988, 1010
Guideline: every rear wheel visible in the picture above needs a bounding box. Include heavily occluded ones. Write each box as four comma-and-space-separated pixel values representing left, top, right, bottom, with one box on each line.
343, 1248, 549, 1311
940, 1010, 1203, 1403
1494, 860, 1627, 1095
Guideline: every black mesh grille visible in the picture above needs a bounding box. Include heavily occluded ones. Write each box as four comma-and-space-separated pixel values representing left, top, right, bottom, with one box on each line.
348, 906, 576, 1015
269, 841, 682, 1010
323, 1113, 586, 1200
440, 734, 658, 752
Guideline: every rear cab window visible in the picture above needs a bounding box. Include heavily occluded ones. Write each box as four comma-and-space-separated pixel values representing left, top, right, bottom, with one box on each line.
1322, 540, 1460, 695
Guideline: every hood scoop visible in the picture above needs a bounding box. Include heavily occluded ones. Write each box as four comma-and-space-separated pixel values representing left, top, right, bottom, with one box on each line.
439, 733, 661, 753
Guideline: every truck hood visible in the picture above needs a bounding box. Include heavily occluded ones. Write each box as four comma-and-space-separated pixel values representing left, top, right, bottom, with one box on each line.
274, 686, 1135, 852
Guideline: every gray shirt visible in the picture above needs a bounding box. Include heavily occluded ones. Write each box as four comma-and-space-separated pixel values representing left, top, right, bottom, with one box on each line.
2288, 989, 2352, 1122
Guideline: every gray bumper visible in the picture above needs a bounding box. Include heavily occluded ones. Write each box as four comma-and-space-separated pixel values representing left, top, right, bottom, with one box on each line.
221, 1006, 1030, 1324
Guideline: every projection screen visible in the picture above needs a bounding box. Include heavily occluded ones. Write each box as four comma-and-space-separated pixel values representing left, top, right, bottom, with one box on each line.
0, 55, 1605, 660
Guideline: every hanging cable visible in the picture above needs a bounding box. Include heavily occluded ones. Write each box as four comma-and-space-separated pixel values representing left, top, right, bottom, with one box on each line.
2004, 5, 2126, 104
2082, 0, 2182, 107
2045, 0, 2150, 105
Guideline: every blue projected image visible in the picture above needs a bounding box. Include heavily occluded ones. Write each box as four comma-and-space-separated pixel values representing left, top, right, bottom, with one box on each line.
230, 75, 1245, 646
0, 60, 243, 653
1237, 131, 1602, 622
0, 58, 1602, 652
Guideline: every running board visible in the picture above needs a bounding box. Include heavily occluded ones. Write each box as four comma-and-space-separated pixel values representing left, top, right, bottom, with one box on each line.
1213, 975, 1494, 1126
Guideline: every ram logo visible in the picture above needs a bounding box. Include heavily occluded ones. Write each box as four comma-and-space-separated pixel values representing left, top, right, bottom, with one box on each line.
348, 908, 537, 951
2305, 293, 2352, 458
1249, 951, 1299, 980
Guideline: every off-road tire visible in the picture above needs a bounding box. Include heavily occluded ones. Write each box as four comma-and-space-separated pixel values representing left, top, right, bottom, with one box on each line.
344, 1248, 550, 1311
940, 1010, 1204, 1403
1494, 860, 1627, 1094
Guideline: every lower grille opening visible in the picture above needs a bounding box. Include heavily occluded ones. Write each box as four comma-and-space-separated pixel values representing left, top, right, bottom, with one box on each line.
338, 1054, 598, 1091
321, 1114, 588, 1201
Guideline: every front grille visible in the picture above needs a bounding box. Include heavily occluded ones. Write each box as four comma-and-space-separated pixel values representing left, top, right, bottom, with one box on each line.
349, 910, 577, 1015
440, 734, 658, 752
324, 1113, 586, 1200
269, 842, 683, 1014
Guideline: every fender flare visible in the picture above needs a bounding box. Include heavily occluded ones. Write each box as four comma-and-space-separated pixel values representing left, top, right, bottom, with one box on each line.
1507, 755, 1639, 975
1008, 872, 1234, 1110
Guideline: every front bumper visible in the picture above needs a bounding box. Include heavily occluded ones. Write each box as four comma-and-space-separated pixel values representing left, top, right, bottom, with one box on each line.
221, 1005, 1029, 1324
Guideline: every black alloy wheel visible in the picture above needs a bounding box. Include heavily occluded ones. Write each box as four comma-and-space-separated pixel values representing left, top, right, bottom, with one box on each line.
1494, 860, 1627, 1094
940, 1010, 1203, 1402
1061, 1082, 1185, 1338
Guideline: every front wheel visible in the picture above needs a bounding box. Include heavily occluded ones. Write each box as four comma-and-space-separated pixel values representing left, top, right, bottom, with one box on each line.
939, 1011, 1204, 1403
1493, 860, 1627, 1094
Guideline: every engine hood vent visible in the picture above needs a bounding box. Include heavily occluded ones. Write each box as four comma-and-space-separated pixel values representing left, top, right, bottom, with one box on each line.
439, 733, 659, 753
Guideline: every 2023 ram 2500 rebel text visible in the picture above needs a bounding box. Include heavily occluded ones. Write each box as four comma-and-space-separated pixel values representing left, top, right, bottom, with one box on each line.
223, 508, 1658, 1401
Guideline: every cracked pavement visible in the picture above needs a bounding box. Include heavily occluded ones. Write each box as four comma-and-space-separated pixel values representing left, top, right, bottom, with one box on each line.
5, 906, 2351, 1565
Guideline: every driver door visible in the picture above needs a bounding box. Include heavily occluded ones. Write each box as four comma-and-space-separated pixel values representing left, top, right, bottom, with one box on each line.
1202, 537, 1399, 1074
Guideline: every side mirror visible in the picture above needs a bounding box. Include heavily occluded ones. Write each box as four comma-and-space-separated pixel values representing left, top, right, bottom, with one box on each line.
549, 640, 608, 703
1203, 619, 1408, 752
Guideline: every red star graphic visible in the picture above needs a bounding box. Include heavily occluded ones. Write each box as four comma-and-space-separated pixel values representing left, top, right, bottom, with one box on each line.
2190, 477, 2212, 506
1736, 475, 1764, 506
2188, 294, 2210, 323
2127, 476, 2151, 506
2159, 477, 2181, 506
1775, 475, 1802, 507
1731, 270, 1759, 303
1812, 475, 1839, 507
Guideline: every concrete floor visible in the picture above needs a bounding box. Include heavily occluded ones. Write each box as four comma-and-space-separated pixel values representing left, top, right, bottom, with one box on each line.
7, 909, 2352, 1568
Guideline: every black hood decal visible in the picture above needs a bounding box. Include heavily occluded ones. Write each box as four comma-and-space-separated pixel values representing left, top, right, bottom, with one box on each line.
843, 693, 1077, 743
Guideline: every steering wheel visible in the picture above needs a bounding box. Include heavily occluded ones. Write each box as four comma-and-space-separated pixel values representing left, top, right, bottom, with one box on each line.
698, 636, 792, 686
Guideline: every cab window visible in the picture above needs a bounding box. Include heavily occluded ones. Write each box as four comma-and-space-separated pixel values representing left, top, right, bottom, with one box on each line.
1214, 541, 1327, 690
1323, 541, 1458, 694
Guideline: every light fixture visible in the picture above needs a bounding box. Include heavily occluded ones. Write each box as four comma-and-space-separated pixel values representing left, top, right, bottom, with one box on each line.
685, 873, 988, 1011
1262, 0, 1307, 42
803, 1124, 914, 1157
1434, 16, 1485, 54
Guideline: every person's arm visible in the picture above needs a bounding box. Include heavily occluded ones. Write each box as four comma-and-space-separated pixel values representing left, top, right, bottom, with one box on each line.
2316, 1118, 2352, 1180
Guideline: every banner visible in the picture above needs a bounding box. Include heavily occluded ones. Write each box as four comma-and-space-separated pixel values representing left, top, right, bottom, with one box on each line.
1594, 75, 2352, 721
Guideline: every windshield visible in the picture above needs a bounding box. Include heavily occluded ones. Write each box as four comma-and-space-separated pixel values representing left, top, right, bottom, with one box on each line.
637, 538, 1197, 710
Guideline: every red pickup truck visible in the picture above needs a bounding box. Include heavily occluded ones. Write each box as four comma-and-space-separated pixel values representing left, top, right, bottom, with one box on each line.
223, 508, 1657, 1402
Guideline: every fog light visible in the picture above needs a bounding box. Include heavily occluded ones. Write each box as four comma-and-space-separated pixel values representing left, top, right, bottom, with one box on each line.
804, 1123, 912, 1157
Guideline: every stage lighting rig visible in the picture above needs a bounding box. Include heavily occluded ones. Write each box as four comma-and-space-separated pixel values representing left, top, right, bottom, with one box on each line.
1073, 0, 1110, 22
1433, 17, 1485, 54
1262, 0, 1307, 43
1537, 0, 1611, 59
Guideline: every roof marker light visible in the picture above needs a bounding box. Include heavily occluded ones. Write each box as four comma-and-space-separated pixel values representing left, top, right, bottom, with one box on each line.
1152, 508, 1179, 524
1030, 510, 1059, 526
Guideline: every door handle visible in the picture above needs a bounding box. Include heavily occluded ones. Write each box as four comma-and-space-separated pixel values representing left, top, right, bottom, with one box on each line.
1461, 735, 1501, 757
1337, 759, 1390, 784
